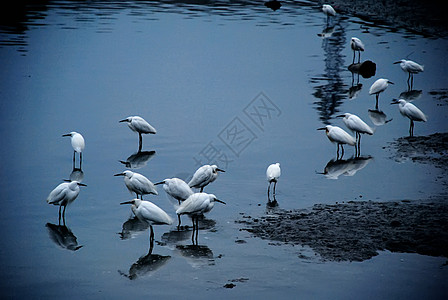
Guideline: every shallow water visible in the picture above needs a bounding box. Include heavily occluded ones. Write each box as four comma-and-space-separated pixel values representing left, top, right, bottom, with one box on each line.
0, 1, 447, 298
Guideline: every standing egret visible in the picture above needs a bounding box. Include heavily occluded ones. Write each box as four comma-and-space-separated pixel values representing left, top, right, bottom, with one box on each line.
318, 125, 356, 159
114, 170, 158, 199
322, 4, 336, 24
119, 116, 157, 152
266, 163, 281, 199
155, 178, 194, 227
176, 193, 225, 243
337, 113, 373, 155
62, 132, 85, 169
350, 37, 365, 63
391, 99, 427, 137
120, 199, 173, 246
369, 78, 394, 109
188, 165, 225, 192
47, 180, 86, 223
393, 59, 424, 90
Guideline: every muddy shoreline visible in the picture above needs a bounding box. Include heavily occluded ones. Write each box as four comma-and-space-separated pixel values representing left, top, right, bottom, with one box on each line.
238, 200, 448, 262
309, 0, 448, 37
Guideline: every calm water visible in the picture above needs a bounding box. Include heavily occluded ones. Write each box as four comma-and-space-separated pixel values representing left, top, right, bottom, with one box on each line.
0, 1, 447, 299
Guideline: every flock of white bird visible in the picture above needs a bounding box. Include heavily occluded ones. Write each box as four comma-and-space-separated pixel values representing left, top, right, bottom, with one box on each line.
319, 4, 427, 158
46, 4, 428, 247
47, 116, 228, 243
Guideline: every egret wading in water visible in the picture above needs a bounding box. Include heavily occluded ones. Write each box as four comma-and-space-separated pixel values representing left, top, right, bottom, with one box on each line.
188, 164, 225, 192
369, 78, 394, 110
119, 116, 156, 152
337, 113, 373, 156
394, 59, 424, 90
47, 180, 86, 224
176, 193, 225, 243
114, 170, 158, 199
120, 199, 173, 250
266, 163, 281, 200
155, 178, 194, 227
391, 99, 427, 137
350, 37, 364, 63
62, 132, 85, 169
322, 4, 336, 24
318, 125, 356, 159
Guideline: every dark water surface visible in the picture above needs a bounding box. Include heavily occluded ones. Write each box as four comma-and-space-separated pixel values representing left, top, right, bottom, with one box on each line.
1, 1, 447, 299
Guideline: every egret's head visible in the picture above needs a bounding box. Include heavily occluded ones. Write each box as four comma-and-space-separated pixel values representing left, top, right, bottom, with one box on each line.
317, 125, 331, 133
393, 59, 405, 64
391, 98, 406, 105
114, 170, 133, 178
209, 194, 226, 205
119, 117, 132, 123
211, 165, 225, 173
120, 198, 141, 207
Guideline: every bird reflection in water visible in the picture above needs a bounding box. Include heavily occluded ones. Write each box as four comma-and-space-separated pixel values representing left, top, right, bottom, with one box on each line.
119, 247, 171, 280
175, 244, 214, 268
119, 216, 150, 240
119, 150, 156, 169
318, 156, 373, 179
399, 89, 422, 102
46, 223, 82, 251
162, 216, 216, 246
317, 25, 335, 39
368, 109, 392, 127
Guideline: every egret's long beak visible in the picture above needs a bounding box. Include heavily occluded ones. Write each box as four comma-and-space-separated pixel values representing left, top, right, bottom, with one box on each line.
336, 114, 345, 118
154, 181, 165, 185
62, 133, 71, 137
119, 119, 128, 123
120, 201, 134, 205
317, 127, 326, 130
78, 183, 87, 187
217, 168, 226, 173
215, 199, 226, 205
393, 61, 401, 64
114, 173, 125, 176
388, 81, 394, 84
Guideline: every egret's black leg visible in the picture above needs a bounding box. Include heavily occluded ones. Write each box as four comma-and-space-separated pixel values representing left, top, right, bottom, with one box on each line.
200, 187, 204, 193
375, 94, 379, 110
138, 133, 143, 152
273, 181, 277, 196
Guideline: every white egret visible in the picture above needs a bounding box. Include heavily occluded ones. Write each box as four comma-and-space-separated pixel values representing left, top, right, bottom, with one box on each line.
47, 180, 86, 222
337, 113, 373, 155
318, 125, 356, 159
176, 193, 226, 239
394, 59, 424, 90
114, 170, 158, 199
62, 132, 85, 168
350, 37, 365, 63
188, 165, 225, 192
119, 116, 156, 151
391, 99, 427, 137
369, 78, 394, 109
155, 178, 194, 227
120, 199, 173, 244
266, 163, 281, 198
322, 4, 336, 24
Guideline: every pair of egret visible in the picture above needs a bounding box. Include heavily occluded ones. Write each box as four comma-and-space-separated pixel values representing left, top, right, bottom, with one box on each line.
318, 112, 373, 159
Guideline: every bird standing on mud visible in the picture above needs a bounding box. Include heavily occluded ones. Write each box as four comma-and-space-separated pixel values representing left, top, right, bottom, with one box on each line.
394, 59, 424, 90
266, 163, 281, 199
